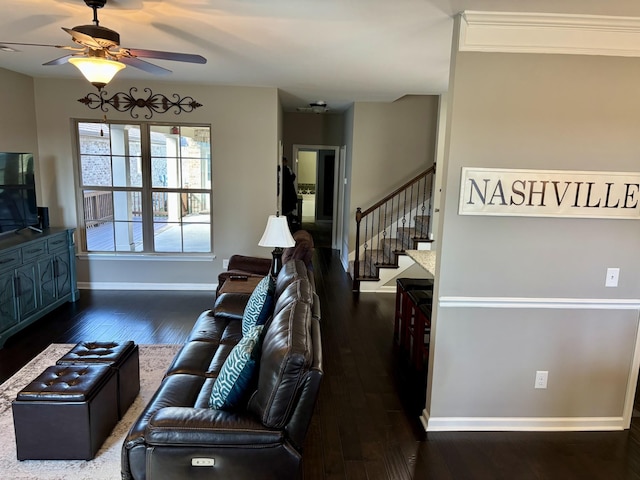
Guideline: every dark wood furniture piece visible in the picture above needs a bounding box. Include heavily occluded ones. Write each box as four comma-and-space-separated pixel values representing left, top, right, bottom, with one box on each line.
0, 228, 79, 348
394, 277, 433, 370
217, 276, 262, 295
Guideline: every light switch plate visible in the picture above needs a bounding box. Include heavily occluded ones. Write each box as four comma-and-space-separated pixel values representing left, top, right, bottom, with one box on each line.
606, 267, 620, 287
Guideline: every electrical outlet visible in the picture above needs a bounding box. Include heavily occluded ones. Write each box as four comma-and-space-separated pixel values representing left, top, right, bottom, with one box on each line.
535, 370, 548, 389
223, 259, 229, 269
605, 267, 620, 287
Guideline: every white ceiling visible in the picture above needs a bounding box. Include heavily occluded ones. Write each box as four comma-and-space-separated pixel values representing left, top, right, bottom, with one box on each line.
1, 0, 639, 112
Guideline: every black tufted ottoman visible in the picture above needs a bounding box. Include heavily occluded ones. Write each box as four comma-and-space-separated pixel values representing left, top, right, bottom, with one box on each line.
12, 364, 118, 460
57, 341, 140, 419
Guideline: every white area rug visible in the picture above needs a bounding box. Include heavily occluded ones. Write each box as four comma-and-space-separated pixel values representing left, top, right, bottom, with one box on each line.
0, 343, 181, 480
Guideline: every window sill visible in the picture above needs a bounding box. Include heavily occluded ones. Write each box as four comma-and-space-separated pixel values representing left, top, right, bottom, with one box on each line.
76, 253, 215, 262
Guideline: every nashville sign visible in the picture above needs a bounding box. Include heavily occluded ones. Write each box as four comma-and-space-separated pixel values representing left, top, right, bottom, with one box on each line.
459, 167, 640, 219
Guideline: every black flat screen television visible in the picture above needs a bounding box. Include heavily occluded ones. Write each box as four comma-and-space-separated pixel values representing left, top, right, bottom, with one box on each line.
0, 153, 39, 235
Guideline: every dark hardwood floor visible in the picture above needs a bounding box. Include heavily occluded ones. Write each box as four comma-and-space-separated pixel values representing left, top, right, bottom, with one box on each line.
1, 246, 640, 479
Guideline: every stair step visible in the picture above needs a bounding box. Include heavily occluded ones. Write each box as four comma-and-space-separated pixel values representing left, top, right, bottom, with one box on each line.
357, 248, 400, 278
381, 238, 405, 258
397, 227, 431, 249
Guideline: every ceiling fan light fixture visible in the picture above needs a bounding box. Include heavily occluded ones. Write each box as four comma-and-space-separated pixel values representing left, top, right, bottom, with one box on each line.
310, 101, 329, 114
69, 55, 125, 90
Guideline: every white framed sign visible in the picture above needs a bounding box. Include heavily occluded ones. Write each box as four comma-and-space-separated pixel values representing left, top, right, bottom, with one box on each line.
459, 167, 640, 219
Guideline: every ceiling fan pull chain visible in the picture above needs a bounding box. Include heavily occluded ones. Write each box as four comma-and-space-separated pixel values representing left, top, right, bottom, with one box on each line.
100, 114, 107, 137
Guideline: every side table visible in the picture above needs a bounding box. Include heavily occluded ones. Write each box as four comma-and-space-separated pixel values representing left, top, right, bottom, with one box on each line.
218, 276, 262, 295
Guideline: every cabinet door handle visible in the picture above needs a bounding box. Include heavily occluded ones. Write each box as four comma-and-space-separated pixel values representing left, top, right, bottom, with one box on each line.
0, 258, 15, 264
53, 259, 59, 278
26, 248, 42, 254
14, 276, 21, 296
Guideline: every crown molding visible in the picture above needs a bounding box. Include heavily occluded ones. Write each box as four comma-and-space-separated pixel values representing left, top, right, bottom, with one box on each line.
459, 10, 640, 57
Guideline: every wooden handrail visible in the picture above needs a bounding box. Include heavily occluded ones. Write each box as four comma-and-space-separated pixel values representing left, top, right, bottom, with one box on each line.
359, 165, 435, 218
353, 165, 436, 291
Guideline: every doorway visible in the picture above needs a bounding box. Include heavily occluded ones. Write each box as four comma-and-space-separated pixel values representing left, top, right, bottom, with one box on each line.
292, 144, 341, 250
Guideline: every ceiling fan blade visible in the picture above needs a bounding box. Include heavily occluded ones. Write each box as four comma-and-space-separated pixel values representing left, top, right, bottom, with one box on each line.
0, 41, 74, 49
43, 54, 75, 66
62, 27, 104, 49
120, 56, 172, 75
123, 48, 207, 64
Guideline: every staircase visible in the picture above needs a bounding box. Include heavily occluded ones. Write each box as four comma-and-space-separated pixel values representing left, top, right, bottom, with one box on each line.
352, 166, 435, 292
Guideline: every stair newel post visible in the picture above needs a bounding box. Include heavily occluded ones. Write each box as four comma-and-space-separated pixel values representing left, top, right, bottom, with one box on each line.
353, 207, 362, 291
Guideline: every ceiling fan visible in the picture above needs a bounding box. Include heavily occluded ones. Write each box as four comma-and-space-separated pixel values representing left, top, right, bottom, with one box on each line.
0, 0, 207, 90
296, 101, 330, 114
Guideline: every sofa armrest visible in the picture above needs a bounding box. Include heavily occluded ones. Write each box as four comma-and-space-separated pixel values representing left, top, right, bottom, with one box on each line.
227, 255, 272, 275
212, 292, 251, 320
146, 407, 284, 447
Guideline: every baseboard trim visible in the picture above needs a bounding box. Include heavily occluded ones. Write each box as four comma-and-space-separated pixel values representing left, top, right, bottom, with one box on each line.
439, 296, 640, 309
78, 282, 217, 291
421, 409, 625, 432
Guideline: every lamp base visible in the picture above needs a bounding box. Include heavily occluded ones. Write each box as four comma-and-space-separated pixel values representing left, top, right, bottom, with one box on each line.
271, 247, 284, 277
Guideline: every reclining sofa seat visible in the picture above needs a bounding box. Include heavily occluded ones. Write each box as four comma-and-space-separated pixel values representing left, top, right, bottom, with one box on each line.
121, 259, 322, 480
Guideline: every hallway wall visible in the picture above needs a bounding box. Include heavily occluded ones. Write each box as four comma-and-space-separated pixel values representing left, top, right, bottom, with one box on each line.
427, 18, 640, 430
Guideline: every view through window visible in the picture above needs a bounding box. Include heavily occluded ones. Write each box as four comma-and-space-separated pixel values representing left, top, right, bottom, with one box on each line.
76, 122, 212, 253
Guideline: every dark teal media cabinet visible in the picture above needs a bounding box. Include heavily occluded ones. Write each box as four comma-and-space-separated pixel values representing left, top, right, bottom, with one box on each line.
0, 228, 79, 348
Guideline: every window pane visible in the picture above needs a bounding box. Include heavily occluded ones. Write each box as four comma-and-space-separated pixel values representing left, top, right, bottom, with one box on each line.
179, 126, 211, 155
183, 220, 211, 252
110, 124, 141, 156
152, 191, 211, 253
112, 156, 142, 187
180, 126, 211, 189
81, 155, 112, 186
113, 191, 141, 221
181, 192, 211, 253
84, 189, 114, 251
83, 190, 113, 228
150, 125, 177, 189
152, 157, 180, 189
153, 220, 182, 253
78, 122, 110, 155
114, 221, 143, 252
86, 220, 115, 251
181, 157, 209, 189
184, 192, 210, 216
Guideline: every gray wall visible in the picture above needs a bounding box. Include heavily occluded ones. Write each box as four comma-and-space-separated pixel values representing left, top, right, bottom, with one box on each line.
28, 76, 279, 289
428, 45, 640, 429
1, 69, 439, 287
0, 68, 39, 168
347, 95, 439, 252
282, 111, 344, 162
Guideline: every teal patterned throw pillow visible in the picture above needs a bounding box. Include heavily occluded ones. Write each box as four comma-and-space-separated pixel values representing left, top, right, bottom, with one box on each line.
209, 325, 263, 410
241, 275, 275, 336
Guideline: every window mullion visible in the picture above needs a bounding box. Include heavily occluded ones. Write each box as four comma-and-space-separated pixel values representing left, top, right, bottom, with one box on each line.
140, 124, 155, 252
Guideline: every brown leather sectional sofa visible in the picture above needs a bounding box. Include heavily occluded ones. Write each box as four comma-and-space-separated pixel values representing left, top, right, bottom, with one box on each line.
121, 259, 322, 479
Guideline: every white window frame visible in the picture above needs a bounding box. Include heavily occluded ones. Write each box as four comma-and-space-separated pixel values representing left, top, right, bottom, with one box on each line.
73, 119, 213, 255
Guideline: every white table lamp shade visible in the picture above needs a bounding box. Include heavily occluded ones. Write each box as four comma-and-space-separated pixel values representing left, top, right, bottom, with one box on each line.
258, 215, 295, 248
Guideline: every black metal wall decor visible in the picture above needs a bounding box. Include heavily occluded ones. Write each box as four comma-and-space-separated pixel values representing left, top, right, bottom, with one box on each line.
78, 87, 202, 119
